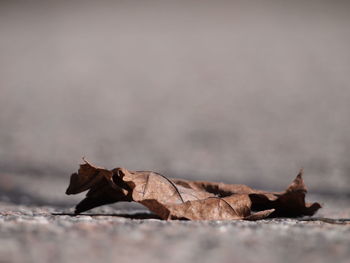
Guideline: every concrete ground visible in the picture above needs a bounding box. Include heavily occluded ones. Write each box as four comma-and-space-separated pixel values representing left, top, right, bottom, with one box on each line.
1, 168, 349, 263
1, 0, 350, 193
1, 184, 349, 263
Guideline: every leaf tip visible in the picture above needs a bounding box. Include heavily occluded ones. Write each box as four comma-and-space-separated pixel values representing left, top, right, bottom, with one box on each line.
65, 173, 78, 195
287, 168, 307, 193
82, 156, 93, 166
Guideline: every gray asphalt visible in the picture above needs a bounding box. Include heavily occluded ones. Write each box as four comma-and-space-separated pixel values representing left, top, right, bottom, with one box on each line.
1, 198, 350, 263
1, 0, 350, 193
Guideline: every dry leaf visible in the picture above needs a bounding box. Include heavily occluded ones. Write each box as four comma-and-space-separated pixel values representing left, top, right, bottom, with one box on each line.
65, 159, 131, 213
66, 160, 321, 220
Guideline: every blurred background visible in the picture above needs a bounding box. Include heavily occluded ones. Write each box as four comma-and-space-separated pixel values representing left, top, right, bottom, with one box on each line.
0, 0, 349, 206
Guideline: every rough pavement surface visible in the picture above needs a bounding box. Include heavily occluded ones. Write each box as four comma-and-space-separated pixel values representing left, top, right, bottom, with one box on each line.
1, 194, 349, 263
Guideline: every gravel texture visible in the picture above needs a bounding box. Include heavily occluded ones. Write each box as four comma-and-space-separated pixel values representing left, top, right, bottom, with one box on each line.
1, 172, 349, 263
1, 195, 349, 263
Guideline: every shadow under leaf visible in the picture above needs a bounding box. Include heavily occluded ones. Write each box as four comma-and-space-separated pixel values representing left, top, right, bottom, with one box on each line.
52, 212, 162, 220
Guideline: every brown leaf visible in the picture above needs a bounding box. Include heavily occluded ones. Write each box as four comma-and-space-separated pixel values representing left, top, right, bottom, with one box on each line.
164, 195, 275, 220
118, 168, 214, 219
173, 169, 321, 218
65, 159, 131, 214
66, 161, 321, 220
